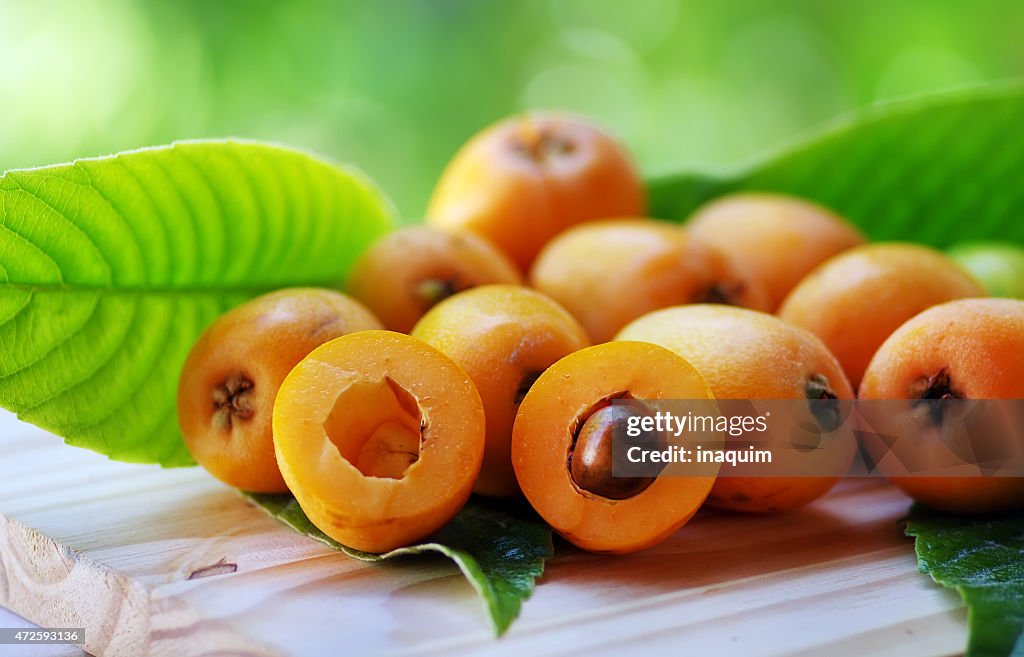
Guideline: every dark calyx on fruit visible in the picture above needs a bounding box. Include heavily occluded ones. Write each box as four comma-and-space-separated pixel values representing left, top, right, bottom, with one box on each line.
698, 281, 745, 305
416, 277, 461, 310
910, 368, 964, 425
212, 372, 255, 430
805, 373, 843, 433
512, 124, 575, 164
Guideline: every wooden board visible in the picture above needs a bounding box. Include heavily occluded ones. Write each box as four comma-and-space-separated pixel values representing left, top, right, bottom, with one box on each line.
0, 411, 967, 657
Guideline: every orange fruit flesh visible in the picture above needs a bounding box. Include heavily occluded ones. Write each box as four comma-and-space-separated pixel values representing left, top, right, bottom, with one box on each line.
273, 330, 485, 552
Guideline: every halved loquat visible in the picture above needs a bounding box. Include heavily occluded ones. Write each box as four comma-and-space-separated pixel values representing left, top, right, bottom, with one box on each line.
273, 330, 485, 552
512, 341, 720, 554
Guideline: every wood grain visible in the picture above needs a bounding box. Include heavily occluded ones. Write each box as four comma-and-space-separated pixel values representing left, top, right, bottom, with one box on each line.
0, 411, 966, 657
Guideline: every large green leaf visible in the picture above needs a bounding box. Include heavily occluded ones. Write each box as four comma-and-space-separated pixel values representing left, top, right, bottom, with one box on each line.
244, 493, 554, 636
905, 507, 1024, 657
648, 83, 1024, 246
0, 140, 395, 466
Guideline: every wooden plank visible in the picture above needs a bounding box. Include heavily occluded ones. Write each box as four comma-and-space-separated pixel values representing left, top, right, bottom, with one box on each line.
0, 411, 967, 656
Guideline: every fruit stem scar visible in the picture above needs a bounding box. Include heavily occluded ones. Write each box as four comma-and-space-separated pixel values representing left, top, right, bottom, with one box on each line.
805, 373, 842, 433
699, 281, 745, 305
212, 372, 255, 430
568, 395, 660, 500
416, 277, 460, 310
910, 368, 964, 424
512, 121, 575, 164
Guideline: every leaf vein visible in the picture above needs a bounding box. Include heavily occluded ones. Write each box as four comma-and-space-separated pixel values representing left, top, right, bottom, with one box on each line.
0, 292, 101, 383
174, 148, 232, 283
0, 218, 65, 284
66, 296, 182, 446
3, 174, 113, 284
148, 151, 207, 284
75, 164, 149, 284
13, 296, 129, 415
0, 289, 33, 331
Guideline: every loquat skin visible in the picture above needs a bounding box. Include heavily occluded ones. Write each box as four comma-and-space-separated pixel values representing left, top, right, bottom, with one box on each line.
688, 193, 865, 310
347, 226, 522, 333
273, 330, 486, 552
177, 288, 383, 492
530, 220, 770, 343
778, 242, 984, 390
616, 305, 857, 513
426, 113, 645, 271
859, 298, 1024, 514
412, 285, 590, 496
512, 341, 720, 554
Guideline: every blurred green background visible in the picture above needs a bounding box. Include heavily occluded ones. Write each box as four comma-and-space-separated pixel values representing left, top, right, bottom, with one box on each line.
2, 0, 1022, 217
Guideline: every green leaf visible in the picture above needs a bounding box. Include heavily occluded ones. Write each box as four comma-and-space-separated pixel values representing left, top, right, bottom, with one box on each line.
905, 506, 1024, 657
648, 83, 1024, 246
0, 140, 395, 466
244, 492, 554, 636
